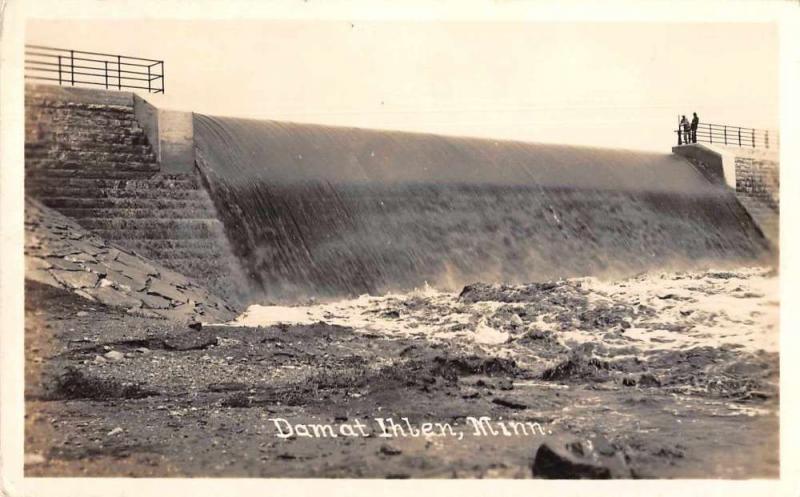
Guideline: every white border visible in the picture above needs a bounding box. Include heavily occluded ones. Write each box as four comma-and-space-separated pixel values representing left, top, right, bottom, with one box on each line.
2, 1, 799, 496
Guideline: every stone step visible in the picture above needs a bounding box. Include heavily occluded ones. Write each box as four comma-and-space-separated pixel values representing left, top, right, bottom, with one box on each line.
27, 118, 138, 131
55, 207, 218, 220
88, 224, 221, 240
40, 196, 215, 210
119, 238, 230, 251
26, 169, 158, 180
26, 141, 155, 155
46, 125, 145, 137
27, 175, 199, 189
29, 187, 207, 201
25, 146, 156, 162
27, 108, 136, 121
34, 105, 137, 116
125, 248, 226, 262
36, 133, 148, 145
28, 101, 135, 114
35, 119, 141, 133
27, 186, 204, 201
27, 165, 161, 178
27, 158, 159, 170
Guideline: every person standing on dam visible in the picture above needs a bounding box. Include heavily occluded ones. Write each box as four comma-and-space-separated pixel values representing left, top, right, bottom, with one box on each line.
680, 115, 690, 145
691, 112, 699, 143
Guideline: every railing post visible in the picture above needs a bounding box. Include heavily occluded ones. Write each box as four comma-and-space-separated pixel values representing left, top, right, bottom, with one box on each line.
724, 125, 727, 145
765, 130, 769, 149
147, 64, 151, 93
738, 127, 741, 146
709, 124, 712, 144
70, 50, 75, 86
117, 55, 122, 90
160, 61, 164, 94
57, 55, 62, 85
104, 61, 108, 89
752, 128, 755, 148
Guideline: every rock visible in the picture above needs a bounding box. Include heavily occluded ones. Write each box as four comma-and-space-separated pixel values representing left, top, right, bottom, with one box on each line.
93, 355, 107, 364
163, 334, 218, 351
45, 257, 83, 271
147, 279, 187, 303
207, 382, 247, 392
26, 268, 62, 287
532, 436, 631, 479
115, 251, 159, 277
637, 372, 661, 387
51, 269, 99, 289
76, 311, 89, 317
379, 444, 402, 456
495, 378, 514, 391
117, 265, 153, 289
107, 427, 123, 436
68, 238, 104, 256
25, 256, 52, 271
137, 291, 173, 309
65, 252, 96, 263
104, 350, 124, 361
74, 290, 96, 302
541, 352, 611, 383
24, 453, 46, 466
521, 329, 548, 340
492, 397, 528, 409
461, 389, 481, 399
85, 286, 143, 309
134, 347, 151, 355
128, 308, 165, 319
188, 321, 203, 331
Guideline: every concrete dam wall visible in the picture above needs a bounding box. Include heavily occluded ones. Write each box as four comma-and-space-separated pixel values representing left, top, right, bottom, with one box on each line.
24, 84, 773, 305
194, 114, 771, 301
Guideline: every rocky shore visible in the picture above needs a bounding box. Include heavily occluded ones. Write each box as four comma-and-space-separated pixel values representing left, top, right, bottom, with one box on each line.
25, 265, 779, 478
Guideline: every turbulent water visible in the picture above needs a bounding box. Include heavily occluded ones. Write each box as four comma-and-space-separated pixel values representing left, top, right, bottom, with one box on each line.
232, 266, 779, 355
193, 115, 771, 302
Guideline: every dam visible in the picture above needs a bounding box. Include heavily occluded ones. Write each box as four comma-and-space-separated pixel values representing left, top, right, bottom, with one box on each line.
25, 84, 773, 307
21, 45, 780, 480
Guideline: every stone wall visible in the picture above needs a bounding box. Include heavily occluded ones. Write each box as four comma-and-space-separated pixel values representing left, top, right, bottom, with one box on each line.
25, 84, 248, 307
735, 156, 779, 210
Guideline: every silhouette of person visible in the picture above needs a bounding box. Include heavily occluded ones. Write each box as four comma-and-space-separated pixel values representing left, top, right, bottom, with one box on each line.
680, 115, 690, 145
691, 112, 699, 143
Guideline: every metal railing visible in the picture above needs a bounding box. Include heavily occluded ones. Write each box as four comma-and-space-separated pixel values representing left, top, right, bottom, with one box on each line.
675, 121, 777, 149
24, 45, 164, 94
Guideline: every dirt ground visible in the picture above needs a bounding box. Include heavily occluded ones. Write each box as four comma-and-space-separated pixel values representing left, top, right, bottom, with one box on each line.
24, 269, 779, 478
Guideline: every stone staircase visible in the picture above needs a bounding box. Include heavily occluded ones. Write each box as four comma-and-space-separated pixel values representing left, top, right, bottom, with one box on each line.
25, 86, 247, 307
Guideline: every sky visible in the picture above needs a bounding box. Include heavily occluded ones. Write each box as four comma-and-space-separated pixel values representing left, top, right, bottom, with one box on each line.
26, 20, 779, 152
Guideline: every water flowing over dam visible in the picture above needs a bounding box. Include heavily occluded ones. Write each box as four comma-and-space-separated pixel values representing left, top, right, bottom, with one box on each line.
193, 114, 770, 302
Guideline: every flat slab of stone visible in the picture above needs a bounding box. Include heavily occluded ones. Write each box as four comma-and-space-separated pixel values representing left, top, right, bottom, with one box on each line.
137, 292, 172, 309
45, 257, 83, 271
84, 286, 143, 309
27, 267, 61, 287
51, 269, 99, 290
147, 278, 187, 302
